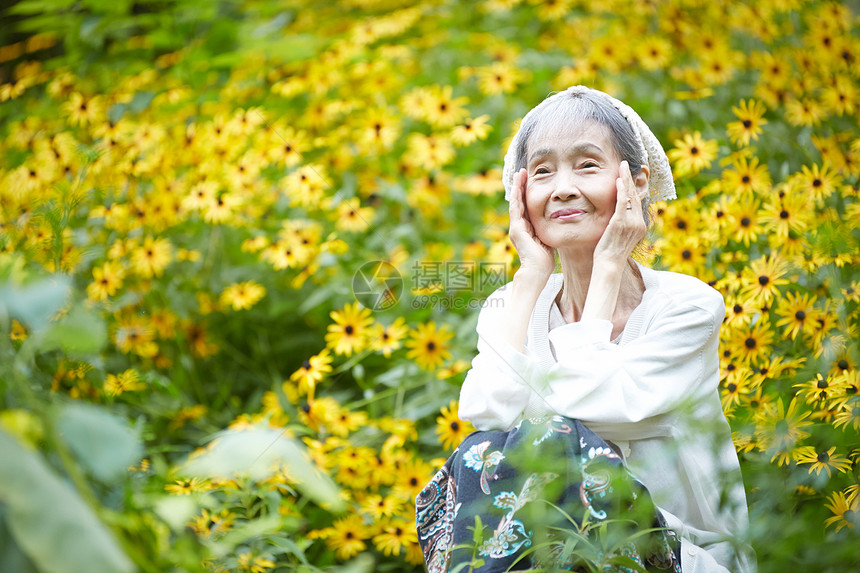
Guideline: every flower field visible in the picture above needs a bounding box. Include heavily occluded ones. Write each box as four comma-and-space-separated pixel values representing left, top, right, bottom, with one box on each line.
0, 0, 858, 571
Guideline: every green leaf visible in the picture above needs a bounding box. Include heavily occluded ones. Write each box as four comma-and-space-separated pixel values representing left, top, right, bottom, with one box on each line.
0, 277, 70, 331
266, 535, 311, 564
151, 495, 198, 532
606, 555, 648, 573
182, 426, 345, 512
0, 429, 134, 573
39, 305, 107, 354
325, 554, 375, 573
128, 91, 155, 114
7, 0, 75, 15
208, 515, 282, 557
57, 401, 142, 483
0, 510, 39, 573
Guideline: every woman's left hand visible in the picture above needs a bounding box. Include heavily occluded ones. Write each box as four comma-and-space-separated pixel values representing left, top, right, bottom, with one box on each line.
592, 161, 648, 265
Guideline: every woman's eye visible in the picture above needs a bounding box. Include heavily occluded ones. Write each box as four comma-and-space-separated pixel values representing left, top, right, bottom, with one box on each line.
535, 167, 549, 174
581, 162, 598, 169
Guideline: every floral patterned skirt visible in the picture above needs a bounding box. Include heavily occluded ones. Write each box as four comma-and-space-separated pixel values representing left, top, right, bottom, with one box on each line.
415, 416, 682, 573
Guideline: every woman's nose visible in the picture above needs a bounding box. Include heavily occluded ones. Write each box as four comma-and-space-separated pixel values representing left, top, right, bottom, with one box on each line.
551, 171, 580, 200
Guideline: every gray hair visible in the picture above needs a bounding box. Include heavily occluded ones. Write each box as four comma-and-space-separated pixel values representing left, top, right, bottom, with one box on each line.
512, 90, 652, 225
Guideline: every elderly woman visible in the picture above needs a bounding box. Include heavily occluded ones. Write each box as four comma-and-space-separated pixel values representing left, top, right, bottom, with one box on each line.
416, 87, 755, 573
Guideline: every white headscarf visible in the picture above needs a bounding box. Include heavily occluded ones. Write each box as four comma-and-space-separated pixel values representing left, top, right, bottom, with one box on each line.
502, 85, 676, 207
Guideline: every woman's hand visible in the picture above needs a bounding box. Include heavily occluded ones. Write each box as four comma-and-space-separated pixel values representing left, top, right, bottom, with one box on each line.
592, 161, 648, 265
509, 168, 555, 278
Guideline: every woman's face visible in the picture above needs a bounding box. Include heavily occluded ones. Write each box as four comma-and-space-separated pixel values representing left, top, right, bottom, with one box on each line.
525, 121, 624, 250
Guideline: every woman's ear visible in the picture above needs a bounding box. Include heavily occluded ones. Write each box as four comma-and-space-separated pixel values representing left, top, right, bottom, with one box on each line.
636, 164, 650, 193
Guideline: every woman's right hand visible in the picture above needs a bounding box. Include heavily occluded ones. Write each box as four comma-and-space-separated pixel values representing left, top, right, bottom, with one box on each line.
509, 168, 555, 278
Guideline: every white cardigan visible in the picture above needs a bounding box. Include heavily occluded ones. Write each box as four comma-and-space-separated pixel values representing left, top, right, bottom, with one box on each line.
458, 263, 756, 573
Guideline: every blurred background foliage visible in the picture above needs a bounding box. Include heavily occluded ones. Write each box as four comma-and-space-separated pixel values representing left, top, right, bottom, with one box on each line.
0, 0, 858, 571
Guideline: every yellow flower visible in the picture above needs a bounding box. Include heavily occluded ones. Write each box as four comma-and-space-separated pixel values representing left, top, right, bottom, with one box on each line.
730, 320, 774, 366
726, 99, 768, 146
325, 302, 373, 356
758, 188, 810, 241
309, 513, 369, 560
405, 321, 453, 370
187, 508, 234, 539
356, 109, 400, 150
792, 446, 852, 477
824, 490, 858, 532
638, 36, 672, 71
86, 261, 125, 301
423, 85, 469, 128
476, 61, 523, 96
220, 281, 266, 311
451, 115, 492, 146
114, 317, 158, 358
774, 292, 818, 340
435, 400, 474, 450
794, 373, 839, 405
262, 238, 313, 271
740, 255, 791, 306
237, 552, 276, 573
64, 92, 103, 126
202, 192, 241, 224
103, 369, 145, 397
754, 398, 813, 466
406, 133, 455, 170
10, 319, 27, 341
289, 349, 333, 399
727, 197, 763, 246
372, 518, 418, 556
359, 494, 403, 519
164, 477, 210, 495
266, 126, 308, 167
721, 156, 772, 197
130, 236, 172, 278
785, 97, 824, 127
667, 131, 719, 177
335, 198, 375, 233
392, 456, 434, 500
832, 393, 860, 431
183, 181, 218, 211
281, 164, 330, 210
369, 317, 409, 357
792, 163, 841, 204
329, 407, 369, 438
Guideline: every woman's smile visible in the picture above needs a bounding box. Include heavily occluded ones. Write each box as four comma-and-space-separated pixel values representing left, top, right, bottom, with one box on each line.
550, 208, 586, 220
